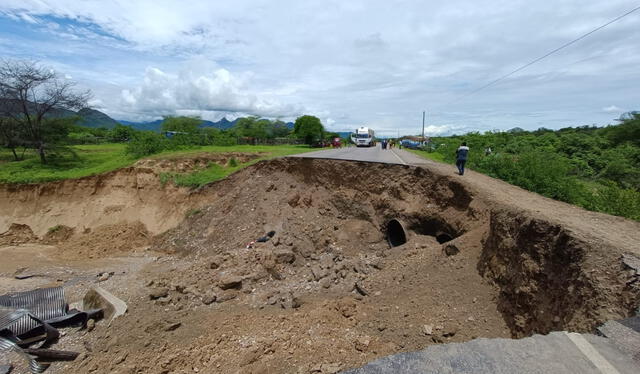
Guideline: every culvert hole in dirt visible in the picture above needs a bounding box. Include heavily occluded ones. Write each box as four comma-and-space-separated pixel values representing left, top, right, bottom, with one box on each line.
408, 216, 458, 244
435, 233, 454, 244
386, 219, 407, 247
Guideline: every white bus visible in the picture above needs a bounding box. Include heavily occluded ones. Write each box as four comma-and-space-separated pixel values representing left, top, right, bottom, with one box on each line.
351, 126, 375, 147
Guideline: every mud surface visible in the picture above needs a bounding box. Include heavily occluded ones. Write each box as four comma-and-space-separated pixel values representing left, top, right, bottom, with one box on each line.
1, 156, 639, 373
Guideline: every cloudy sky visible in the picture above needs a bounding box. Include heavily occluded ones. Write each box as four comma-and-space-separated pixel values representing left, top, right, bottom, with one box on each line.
0, 1, 638, 135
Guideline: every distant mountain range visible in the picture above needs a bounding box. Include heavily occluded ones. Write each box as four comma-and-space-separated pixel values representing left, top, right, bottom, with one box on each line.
0, 100, 336, 132
120, 117, 297, 131
0, 99, 120, 128
119, 117, 241, 131
76, 108, 121, 128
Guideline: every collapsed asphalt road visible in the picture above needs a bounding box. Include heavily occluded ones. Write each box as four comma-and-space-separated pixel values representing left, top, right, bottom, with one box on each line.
1, 153, 639, 373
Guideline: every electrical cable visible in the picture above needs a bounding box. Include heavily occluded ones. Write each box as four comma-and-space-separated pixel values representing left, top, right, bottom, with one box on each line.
439, 4, 640, 108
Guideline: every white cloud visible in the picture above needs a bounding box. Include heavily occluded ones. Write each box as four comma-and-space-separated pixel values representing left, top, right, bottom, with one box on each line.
602, 105, 623, 113
120, 65, 302, 119
87, 98, 103, 107
424, 125, 455, 136
1, 0, 639, 132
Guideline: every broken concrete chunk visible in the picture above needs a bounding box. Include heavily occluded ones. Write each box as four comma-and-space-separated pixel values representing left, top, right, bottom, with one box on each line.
83, 286, 127, 323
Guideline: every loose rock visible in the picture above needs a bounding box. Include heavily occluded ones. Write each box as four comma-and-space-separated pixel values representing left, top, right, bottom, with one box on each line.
149, 288, 169, 300
443, 243, 460, 256
422, 324, 433, 335
218, 275, 243, 290
202, 292, 217, 305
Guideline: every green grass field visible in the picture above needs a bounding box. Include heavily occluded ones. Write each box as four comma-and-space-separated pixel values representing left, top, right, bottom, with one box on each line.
157, 145, 314, 188
0, 144, 314, 185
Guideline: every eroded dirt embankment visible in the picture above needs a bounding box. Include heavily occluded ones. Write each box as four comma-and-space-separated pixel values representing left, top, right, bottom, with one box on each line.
479, 209, 640, 338
0, 151, 265, 240
0, 167, 193, 238
1, 156, 639, 373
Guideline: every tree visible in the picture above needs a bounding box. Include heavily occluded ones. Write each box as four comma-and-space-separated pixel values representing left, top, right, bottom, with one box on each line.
160, 116, 202, 133
235, 116, 259, 138
0, 59, 91, 163
271, 120, 291, 138
109, 124, 137, 142
605, 112, 640, 146
0, 116, 25, 160
293, 115, 324, 144
125, 131, 167, 157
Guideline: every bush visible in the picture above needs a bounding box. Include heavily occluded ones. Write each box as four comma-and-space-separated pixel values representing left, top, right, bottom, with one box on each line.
591, 182, 640, 221
125, 131, 168, 157
476, 151, 588, 204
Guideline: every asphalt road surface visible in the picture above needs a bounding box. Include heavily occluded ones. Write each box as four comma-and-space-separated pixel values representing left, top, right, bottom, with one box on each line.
289, 143, 430, 165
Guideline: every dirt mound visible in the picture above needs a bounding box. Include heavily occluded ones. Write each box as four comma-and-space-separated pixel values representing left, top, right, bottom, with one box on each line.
68, 157, 639, 373
133, 152, 265, 173
42, 224, 75, 244
0, 223, 39, 246
3, 157, 639, 373
57, 222, 151, 259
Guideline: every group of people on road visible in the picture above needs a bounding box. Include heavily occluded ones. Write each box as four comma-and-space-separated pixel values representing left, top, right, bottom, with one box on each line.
381, 140, 395, 149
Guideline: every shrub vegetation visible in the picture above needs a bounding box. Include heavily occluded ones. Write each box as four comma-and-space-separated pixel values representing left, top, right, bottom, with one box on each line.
413, 113, 640, 221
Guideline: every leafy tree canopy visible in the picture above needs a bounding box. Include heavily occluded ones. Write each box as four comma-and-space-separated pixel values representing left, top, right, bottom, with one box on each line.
293, 115, 324, 144
161, 116, 202, 133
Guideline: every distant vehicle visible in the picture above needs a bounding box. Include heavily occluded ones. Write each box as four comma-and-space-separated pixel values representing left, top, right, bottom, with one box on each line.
331, 137, 342, 147
311, 140, 327, 148
351, 126, 375, 147
401, 139, 421, 149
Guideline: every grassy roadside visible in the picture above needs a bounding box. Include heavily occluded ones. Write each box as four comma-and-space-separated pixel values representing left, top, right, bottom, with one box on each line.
158, 145, 314, 188
405, 146, 640, 221
405, 149, 446, 163
0, 144, 314, 185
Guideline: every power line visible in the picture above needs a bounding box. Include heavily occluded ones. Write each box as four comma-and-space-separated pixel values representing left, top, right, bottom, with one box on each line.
440, 4, 640, 107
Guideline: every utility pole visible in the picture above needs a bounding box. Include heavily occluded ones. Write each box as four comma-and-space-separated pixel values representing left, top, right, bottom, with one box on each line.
421, 111, 425, 144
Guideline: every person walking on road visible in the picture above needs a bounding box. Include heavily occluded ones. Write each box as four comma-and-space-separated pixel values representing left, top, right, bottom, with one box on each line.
455, 142, 470, 175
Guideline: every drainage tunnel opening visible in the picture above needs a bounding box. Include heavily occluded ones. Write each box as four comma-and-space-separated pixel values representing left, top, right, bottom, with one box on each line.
407, 216, 459, 244
436, 233, 454, 244
387, 219, 407, 247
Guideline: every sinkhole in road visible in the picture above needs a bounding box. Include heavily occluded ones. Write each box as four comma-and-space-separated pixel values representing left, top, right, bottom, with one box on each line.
1, 156, 636, 373
152, 157, 636, 342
